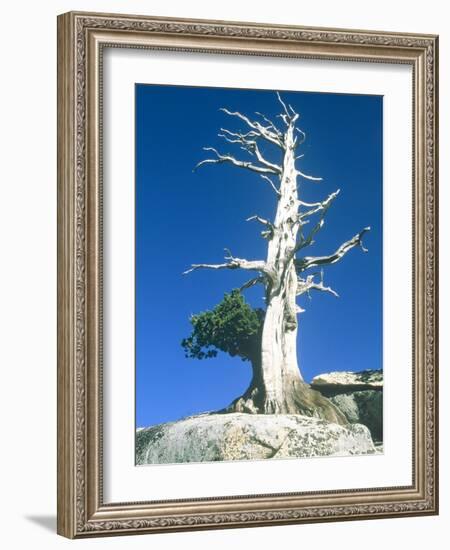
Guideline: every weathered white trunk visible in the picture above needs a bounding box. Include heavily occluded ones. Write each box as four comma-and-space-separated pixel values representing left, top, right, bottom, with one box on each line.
259, 123, 303, 412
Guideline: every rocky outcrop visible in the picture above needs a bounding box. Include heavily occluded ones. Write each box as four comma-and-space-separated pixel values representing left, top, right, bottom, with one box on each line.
311, 370, 383, 442
311, 370, 382, 395
136, 412, 376, 465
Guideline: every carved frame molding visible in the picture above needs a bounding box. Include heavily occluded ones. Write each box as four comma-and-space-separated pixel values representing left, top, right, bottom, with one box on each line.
57, 11, 438, 538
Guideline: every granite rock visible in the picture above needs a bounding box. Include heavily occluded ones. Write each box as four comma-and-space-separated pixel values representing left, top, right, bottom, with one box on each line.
136, 412, 376, 465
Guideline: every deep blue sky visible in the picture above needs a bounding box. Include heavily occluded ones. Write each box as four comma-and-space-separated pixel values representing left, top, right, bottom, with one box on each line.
135, 84, 382, 428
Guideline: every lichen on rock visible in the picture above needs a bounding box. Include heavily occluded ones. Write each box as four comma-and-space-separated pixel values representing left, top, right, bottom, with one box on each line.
136, 412, 376, 465
311, 369, 383, 394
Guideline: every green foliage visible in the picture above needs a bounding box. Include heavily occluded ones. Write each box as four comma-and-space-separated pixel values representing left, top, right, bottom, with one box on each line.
181, 290, 265, 363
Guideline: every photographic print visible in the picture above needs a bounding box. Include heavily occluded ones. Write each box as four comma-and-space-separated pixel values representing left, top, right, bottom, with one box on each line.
135, 85, 383, 465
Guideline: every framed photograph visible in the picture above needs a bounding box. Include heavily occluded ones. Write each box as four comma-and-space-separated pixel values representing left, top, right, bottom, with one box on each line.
57, 11, 439, 538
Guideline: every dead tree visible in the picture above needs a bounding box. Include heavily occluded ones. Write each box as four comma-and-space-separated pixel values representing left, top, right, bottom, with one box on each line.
184, 93, 370, 423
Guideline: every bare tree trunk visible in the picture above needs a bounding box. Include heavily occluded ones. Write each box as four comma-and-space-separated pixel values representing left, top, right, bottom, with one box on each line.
222, 353, 265, 414
259, 118, 301, 413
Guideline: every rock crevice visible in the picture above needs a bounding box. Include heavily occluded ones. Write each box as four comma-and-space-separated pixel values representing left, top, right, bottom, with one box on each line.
311, 369, 383, 442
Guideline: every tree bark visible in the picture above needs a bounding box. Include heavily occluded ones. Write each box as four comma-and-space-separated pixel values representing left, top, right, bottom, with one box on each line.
221, 351, 346, 425
258, 119, 301, 413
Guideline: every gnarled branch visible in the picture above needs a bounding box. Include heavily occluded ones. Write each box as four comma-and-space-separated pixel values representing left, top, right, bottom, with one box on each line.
220, 108, 284, 149
295, 127, 306, 145
194, 147, 279, 175
254, 111, 283, 137
239, 276, 266, 292
250, 141, 282, 173
300, 189, 341, 220
218, 129, 282, 173
246, 214, 276, 240
184, 248, 269, 277
276, 92, 297, 119
219, 128, 259, 141
246, 215, 274, 228
296, 271, 339, 299
291, 190, 340, 257
296, 227, 371, 272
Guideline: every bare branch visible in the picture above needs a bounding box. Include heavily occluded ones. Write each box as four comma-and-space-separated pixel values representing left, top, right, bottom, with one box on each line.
239, 276, 265, 292
296, 169, 323, 182
183, 248, 269, 276
296, 227, 371, 271
296, 271, 339, 298
246, 215, 273, 227
288, 104, 297, 116
247, 215, 276, 239
194, 147, 279, 175
300, 189, 341, 220
295, 218, 325, 252
291, 190, 340, 257
277, 113, 289, 127
299, 198, 329, 208
217, 133, 243, 145
218, 129, 282, 173
259, 174, 281, 196
196, 141, 282, 195
250, 142, 282, 173
219, 128, 259, 141
295, 127, 306, 145
218, 129, 257, 147
255, 111, 283, 137
183, 262, 233, 275
276, 92, 298, 120
220, 108, 283, 148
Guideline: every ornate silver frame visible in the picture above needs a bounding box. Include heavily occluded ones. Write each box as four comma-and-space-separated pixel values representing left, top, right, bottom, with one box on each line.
57, 11, 439, 538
